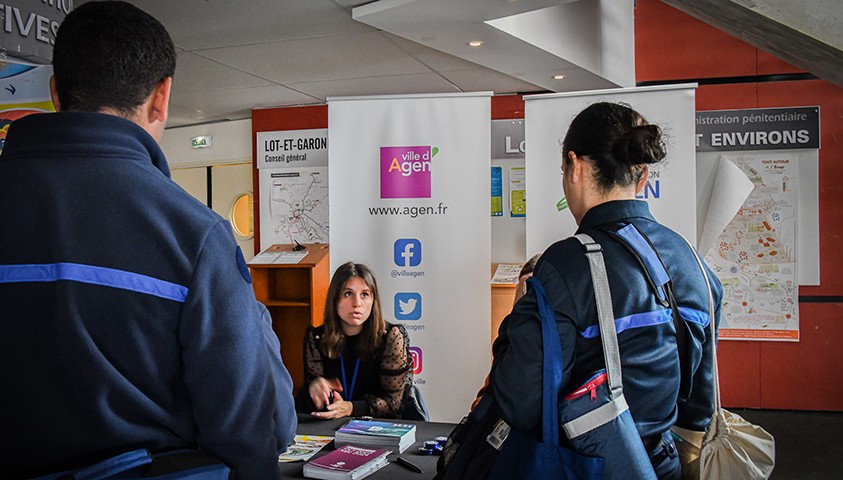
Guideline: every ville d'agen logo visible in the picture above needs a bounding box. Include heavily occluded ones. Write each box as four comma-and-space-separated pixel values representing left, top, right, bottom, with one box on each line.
380, 145, 438, 198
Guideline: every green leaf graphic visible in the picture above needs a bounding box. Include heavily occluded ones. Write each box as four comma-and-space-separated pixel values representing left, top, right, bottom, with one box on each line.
431, 146, 439, 157
556, 197, 568, 212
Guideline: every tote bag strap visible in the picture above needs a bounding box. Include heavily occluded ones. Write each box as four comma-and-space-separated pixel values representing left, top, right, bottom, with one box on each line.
677, 233, 721, 411
574, 234, 623, 397
526, 276, 563, 445
562, 233, 629, 438
556, 234, 632, 439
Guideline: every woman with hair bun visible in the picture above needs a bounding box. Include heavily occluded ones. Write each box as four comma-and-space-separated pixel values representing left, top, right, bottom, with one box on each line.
488, 102, 721, 479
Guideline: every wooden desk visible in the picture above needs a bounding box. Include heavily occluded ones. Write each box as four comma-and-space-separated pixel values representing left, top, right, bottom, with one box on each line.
490, 264, 518, 347
250, 244, 330, 391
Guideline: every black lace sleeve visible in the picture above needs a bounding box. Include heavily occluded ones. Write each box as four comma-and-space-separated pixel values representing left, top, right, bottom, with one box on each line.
296, 326, 325, 412
365, 324, 413, 417
303, 326, 325, 383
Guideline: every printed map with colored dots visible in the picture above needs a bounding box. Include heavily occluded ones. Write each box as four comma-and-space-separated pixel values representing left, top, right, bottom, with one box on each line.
704, 156, 798, 341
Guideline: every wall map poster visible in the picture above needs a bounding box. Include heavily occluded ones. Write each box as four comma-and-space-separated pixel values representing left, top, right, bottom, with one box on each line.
263, 167, 329, 245
704, 154, 799, 341
257, 129, 329, 250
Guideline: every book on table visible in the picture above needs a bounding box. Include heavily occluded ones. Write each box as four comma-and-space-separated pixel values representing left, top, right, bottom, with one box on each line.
302, 445, 391, 480
334, 419, 416, 453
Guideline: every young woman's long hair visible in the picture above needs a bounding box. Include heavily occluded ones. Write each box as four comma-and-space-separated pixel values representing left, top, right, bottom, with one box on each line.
320, 262, 386, 361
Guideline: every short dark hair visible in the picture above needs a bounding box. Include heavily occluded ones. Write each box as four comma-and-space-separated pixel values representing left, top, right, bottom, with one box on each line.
519, 253, 541, 278
562, 102, 666, 192
52, 1, 176, 115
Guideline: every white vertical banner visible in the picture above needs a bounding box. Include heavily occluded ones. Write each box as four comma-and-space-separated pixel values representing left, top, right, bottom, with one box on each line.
525, 85, 698, 255
328, 93, 492, 422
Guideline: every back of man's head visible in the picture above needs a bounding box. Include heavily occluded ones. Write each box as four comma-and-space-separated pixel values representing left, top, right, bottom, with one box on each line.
52, 1, 176, 116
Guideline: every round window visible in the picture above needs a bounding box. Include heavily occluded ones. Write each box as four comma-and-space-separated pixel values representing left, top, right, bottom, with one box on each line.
230, 192, 254, 239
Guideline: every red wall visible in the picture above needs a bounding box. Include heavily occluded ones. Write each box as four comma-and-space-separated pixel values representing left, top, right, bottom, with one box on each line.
251, 106, 327, 250
637, 0, 843, 410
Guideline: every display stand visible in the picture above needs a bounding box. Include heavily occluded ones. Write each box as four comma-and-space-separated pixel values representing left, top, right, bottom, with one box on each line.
249, 244, 330, 390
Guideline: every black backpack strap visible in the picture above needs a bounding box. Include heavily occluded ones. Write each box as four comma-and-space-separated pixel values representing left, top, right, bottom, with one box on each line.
598, 222, 693, 403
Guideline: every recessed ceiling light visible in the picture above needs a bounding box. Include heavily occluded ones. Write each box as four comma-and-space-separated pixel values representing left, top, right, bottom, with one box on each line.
553, 74, 566, 80
467, 40, 484, 47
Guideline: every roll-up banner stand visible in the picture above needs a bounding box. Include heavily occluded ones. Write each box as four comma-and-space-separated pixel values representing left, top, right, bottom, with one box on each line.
328, 92, 492, 422
524, 85, 698, 256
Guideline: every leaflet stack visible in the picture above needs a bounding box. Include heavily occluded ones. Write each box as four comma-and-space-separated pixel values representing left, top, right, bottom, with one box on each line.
335, 419, 416, 453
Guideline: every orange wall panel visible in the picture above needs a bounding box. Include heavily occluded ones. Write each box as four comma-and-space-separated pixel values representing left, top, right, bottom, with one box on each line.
760, 304, 843, 410
252, 105, 327, 132
718, 341, 762, 408
756, 51, 804, 75
696, 84, 758, 111
491, 94, 525, 120
635, 1, 757, 82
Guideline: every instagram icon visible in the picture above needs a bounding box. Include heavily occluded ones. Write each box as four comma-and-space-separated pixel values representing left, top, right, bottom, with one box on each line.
408, 346, 423, 374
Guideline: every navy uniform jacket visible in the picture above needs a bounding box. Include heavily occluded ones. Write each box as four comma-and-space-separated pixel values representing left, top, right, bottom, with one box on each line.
0, 112, 296, 479
490, 200, 722, 438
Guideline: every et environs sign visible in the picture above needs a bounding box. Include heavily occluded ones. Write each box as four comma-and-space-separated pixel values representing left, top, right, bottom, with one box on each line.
696, 106, 820, 152
1, 0, 73, 64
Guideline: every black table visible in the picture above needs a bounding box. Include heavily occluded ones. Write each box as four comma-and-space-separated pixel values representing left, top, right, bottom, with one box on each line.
278, 414, 456, 479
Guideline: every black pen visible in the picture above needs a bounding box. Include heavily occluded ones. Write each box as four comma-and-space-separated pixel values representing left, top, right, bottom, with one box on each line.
396, 456, 423, 474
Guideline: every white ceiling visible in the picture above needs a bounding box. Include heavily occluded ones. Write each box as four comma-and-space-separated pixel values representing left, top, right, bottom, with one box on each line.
76, 0, 634, 128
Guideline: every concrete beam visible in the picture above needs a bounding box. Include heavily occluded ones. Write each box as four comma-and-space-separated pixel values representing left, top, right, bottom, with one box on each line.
661, 0, 843, 87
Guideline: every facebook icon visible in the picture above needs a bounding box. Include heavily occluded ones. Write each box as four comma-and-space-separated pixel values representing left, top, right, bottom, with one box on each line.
394, 238, 421, 267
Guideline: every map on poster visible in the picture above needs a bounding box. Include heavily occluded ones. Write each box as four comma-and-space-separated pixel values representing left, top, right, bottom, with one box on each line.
704, 154, 799, 341
264, 167, 329, 245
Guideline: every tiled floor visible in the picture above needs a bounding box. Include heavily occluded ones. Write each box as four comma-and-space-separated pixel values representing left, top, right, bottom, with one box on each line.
732, 408, 842, 479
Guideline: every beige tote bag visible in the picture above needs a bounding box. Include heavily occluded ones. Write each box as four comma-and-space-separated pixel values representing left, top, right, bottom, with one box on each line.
670, 236, 776, 480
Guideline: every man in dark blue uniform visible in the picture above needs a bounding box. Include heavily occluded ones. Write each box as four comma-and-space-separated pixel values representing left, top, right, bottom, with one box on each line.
0, 2, 296, 478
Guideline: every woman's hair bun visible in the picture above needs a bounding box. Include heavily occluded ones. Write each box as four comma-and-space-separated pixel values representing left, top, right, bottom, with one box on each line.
611, 124, 666, 166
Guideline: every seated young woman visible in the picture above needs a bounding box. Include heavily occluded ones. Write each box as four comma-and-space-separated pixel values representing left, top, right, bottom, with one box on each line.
296, 261, 413, 419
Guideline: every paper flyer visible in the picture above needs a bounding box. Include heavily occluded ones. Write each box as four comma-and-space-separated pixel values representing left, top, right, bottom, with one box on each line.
510, 166, 525, 217
491, 263, 523, 284
249, 250, 307, 265
491, 166, 503, 217
697, 155, 755, 257
278, 435, 333, 462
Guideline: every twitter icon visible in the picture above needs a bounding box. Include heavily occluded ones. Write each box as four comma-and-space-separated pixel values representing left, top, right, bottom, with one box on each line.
394, 292, 422, 320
